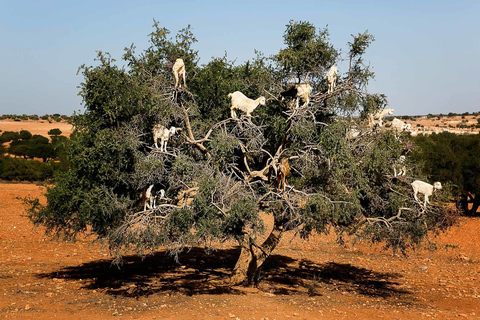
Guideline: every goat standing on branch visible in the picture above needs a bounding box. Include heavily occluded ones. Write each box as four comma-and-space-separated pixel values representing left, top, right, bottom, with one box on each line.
228, 91, 266, 119
276, 158, 290, 192
153, 124, 177, 152
391, 118, 412, 133
141, 185, 165, 211
173, 58, 186, 89
393, 155, 407, 177
281, 83, 312, 108
368, 108, 394, 128
326, 65, 338, 93
411, 180, 442, 207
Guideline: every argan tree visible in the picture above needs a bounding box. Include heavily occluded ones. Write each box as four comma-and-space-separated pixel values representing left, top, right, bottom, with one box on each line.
28, 21, 450, 286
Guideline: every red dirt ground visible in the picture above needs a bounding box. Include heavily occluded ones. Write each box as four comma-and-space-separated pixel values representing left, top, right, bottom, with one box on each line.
0, 183, 479, 320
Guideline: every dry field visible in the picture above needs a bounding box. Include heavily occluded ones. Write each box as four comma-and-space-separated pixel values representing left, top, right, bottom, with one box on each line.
0, 120, 73, 138
0, 183, 479, 319
1, 115, 479, 141
396, 115, 480, 135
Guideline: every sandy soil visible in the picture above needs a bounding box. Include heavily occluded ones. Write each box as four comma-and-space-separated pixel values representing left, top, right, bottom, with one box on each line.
398, 115, 480, 135
0, 120, 73, 138
0, 183, 479, 319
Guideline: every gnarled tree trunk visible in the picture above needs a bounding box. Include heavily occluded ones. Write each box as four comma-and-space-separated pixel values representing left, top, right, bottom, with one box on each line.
229, 222, 285, 286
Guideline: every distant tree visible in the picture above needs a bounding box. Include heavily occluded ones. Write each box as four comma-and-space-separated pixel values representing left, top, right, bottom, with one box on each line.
28, 21, 451, 286
0, 131, 20, 143
48, 128, 62, 136
412, 132, 480, 216
9, 143, 29, 159
31, 135, 49, 144
19, 130, 32, 140
29, 144, 55, 162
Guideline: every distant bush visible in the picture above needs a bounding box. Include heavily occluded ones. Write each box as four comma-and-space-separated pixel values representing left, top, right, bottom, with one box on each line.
0, 114, 71, 121
0, 131, 20, 143
0, 155, 61, 181
48, 128, 62, 136
19, 130, 32, 140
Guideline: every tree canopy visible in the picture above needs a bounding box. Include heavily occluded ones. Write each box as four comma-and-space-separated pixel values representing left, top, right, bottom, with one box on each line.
28, 21, 451, 286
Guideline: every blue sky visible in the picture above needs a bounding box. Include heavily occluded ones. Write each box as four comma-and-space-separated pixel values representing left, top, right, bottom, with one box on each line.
1, 0, 479, 116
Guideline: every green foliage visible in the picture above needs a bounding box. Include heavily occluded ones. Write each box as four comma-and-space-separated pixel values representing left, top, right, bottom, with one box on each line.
275, 20, 338, 83
0, 155, 59, 181
19, 130, 33, 140
0, 131, 20, 143
189, 56, 241, 123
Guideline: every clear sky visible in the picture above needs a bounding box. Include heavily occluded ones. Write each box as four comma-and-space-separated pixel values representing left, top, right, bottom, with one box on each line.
1, 0, 479, 116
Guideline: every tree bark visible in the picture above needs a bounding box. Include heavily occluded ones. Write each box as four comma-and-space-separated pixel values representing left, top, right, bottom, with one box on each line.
229, 222, 285, 286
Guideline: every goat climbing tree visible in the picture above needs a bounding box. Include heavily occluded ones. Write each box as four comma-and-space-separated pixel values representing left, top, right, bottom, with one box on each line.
28, 20, 451, 286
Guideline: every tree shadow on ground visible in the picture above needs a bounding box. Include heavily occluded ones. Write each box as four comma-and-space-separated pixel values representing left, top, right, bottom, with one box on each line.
260, 255, 410, 298
37, 247, 410, 299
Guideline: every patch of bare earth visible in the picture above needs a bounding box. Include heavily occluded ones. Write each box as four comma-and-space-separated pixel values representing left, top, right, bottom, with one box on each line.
0, 183, 479, 319
398, 115, 480, 135
0, 120, 73, 138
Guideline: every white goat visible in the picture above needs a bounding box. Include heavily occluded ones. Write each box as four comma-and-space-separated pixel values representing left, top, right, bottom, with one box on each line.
295, 83, 312, 108
141, 185, 165, 211
172, 58, 186, 89
326, 65, 338, 93
411, 180, 442, 207
346, 127, 362, 140
280, 83, 312, 108
153, 124, 177, 152
368, 108, 395, 128
391, 118, 412, 132
280, 83, 311, 108
228, 91, 266, 119
393, 155, 407, 177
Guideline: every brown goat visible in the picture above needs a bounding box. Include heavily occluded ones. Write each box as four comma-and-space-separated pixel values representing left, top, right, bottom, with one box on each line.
276, 158, 290, 192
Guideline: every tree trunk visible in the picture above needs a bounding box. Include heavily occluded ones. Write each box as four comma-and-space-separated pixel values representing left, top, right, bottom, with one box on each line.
468, 194, 480, 216
229, 223, 285, 286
